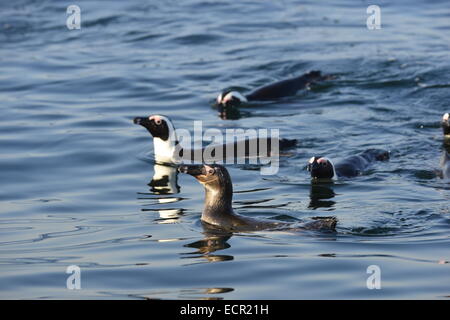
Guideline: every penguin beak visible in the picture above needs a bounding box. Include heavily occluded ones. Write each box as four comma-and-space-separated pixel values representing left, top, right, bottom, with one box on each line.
133, 117, 149, 126
178, 164, 204, 177
134, 117, 156, 136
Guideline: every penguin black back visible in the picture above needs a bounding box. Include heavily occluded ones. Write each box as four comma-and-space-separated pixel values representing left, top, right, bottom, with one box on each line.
246, 71, 325, 101
216, 70, 332, 109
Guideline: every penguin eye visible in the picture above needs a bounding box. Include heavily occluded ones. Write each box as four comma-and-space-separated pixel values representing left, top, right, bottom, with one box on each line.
207, 168, 215, 175
149, 116, 163, 125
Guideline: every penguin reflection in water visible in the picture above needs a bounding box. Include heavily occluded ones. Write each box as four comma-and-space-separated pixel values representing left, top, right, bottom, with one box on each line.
139, 163, 184, 223
183, 228, 234, 263
308, 184, 336, 210
215, 71, 334, 120
148, 163, 180, 195
178, 164, 337, 232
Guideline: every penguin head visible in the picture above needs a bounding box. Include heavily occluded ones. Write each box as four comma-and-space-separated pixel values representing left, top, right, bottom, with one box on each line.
178, 164, 233, 194
307, 156, 337, 180
442, 113, 450, 137
216, 91, 247, 120
217, 91, 247, 107
134, 115, 179, 161
133, 115, 175, 141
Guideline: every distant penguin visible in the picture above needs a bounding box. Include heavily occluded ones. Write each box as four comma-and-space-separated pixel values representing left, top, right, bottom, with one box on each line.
133, 114, 297, 163
216, 71, 332, 117
442, 113, 450, 138
440, 113, 450, 179
307, 149, 390, 180
178, 164, 337, 232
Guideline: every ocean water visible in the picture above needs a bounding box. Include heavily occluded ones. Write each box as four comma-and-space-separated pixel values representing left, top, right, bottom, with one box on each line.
0, 0, 449, 299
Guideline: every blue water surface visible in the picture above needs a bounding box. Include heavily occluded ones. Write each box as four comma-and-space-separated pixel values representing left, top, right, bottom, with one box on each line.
0, 0, 449, 299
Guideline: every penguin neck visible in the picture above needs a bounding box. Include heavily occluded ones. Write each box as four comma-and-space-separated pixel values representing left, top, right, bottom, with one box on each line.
322, 158, 338, 180
202, 180, 234, 223
153, 136, 178, 163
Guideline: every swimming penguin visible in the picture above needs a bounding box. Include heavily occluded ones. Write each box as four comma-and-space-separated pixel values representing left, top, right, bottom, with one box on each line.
216, 71, 332, 117
307, 149, 390, 180
178, 163, 337, 232
133, 114, 297, 164
440, 113, 450, 179
442, 113, 450, 138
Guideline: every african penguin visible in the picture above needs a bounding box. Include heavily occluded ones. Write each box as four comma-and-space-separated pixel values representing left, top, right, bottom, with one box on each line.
442, 113, 450, 138
440, 113, 450, 179
133, 114, 297, 164
307, 149, 390, 180
178, 164, 337, 232
216, 70, 333, 118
